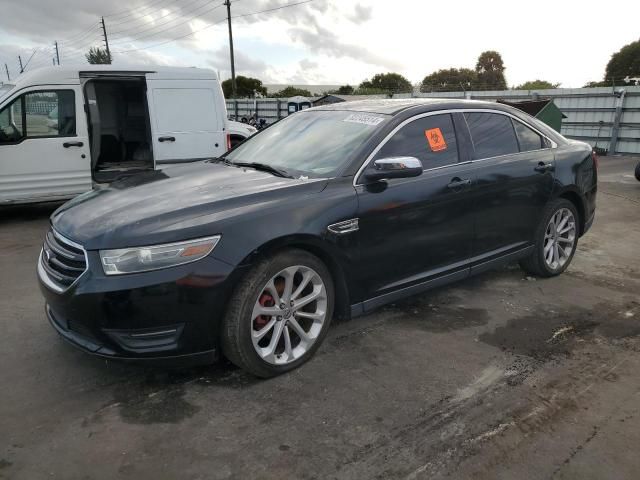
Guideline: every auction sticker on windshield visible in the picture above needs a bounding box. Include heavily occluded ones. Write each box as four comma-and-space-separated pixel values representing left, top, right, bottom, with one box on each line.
343, 113, 385, 126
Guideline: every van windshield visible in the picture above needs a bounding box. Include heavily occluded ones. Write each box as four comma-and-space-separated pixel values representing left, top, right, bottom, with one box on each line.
224, 110, 388, 178
0, 84, 14, 102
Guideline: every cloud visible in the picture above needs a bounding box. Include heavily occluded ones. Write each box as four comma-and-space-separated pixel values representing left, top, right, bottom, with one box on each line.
288, 24, 402, 71
348, 3, 373, 24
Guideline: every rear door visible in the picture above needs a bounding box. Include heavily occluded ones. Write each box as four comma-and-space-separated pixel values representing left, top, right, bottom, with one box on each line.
354, 113, 476, 308
462, 111, 555, 266
0, 86, 91, 203
146, 76, 227, 166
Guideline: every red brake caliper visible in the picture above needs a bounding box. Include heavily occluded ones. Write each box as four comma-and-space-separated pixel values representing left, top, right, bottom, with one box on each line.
254, 292, 275, 330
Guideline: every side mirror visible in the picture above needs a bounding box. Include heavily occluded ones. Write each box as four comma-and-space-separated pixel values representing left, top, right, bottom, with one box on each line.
364, 157, 423, 181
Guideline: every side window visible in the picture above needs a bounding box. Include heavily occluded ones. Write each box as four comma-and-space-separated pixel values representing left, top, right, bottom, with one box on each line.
0, 97, 24, 143
464, 112, 519, 159
512, 119, 543, 152
24, 90, 76, 137
374, 113, 459, 170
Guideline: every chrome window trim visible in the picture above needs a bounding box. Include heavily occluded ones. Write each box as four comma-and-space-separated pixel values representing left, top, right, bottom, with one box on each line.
38, 229, 89, 293
353, 108, 557, 187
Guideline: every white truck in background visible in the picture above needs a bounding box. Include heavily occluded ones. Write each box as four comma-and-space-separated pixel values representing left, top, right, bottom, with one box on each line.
0, 65, 230, 204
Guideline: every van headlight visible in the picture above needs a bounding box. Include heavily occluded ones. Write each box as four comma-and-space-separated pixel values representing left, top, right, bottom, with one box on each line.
100, 236, 221, 275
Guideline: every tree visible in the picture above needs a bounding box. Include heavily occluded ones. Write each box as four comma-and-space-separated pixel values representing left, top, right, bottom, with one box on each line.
272, 86, 312, 98
359, 72, 413, 94
85, 47, 111, 64
515, 80, 561, 90
604, 38, 640, 85
420, 68, 477, 92
221, 75, 267, 98
335, 85, 354, 95
475, 50, 507, 90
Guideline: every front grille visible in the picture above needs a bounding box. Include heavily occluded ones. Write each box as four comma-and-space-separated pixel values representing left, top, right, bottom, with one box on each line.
40, 229, 87, 290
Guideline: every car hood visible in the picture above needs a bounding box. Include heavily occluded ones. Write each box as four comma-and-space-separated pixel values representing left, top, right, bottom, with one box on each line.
52, 162, 328, 250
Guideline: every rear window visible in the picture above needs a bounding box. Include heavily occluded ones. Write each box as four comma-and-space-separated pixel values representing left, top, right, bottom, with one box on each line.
512, 119, 543, 151
464, 112, 519, 159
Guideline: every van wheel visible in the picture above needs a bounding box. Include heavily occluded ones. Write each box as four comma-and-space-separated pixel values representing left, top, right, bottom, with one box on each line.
222, 249, 334, 378
519, 198, 579, 278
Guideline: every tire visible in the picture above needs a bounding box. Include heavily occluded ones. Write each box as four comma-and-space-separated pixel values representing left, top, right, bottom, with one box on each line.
221, 249, 334, 378
635, 162, 640, 182
519, 198, 580, 278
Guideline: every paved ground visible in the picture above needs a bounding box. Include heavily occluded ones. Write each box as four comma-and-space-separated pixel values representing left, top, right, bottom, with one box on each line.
1, 156, 639, 480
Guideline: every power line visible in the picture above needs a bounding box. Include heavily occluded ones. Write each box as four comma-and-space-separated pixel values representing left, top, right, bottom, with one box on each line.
114, 0, 315, 53
103, 0, 178, 21
110, 2, 225, 45
108, 0, 209, 32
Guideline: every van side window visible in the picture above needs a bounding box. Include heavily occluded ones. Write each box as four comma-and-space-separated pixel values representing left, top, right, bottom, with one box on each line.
512, 119, 543, 151
0, 97, 24, 143
464, 112, 519, 159
24, 91, 76, 137
374, 113, 459, 170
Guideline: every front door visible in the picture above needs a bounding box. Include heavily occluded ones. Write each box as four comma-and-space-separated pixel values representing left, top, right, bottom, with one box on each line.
145, 76, 226, 166
462, 111, 555, 263
354, 113, 475, 308
0, 86, 91, 203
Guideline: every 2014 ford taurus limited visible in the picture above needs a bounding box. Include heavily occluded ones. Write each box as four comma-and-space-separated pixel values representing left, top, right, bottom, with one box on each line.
37, 99, 597, 377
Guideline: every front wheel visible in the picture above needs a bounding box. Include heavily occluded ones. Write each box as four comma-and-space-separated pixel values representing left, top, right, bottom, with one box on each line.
222, 249, 334, 377
520, 198, 579, 277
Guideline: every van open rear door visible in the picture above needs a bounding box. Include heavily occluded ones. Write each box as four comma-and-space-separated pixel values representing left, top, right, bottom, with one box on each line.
145, 73, 227, 166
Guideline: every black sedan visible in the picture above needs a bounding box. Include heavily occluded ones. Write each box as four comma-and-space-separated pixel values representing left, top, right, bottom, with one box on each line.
38, 99, 597, 377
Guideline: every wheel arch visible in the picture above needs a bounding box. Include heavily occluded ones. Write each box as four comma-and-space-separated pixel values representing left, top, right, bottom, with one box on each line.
240, 234, 352, 321
555, 188, 586, 235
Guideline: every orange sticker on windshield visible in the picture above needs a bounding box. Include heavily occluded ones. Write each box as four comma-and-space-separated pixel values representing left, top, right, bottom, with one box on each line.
425, 128, 447, 152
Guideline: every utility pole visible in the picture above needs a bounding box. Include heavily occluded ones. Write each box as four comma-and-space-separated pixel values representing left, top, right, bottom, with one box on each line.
101, 16, 112, 64
224, 0, 237, 98
4, 63, 9, 82
18, 55, 23, 74
54, 41, 60, 65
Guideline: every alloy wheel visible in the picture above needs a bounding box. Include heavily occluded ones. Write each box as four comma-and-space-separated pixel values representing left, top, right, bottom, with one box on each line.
543, 208, 576, 270
251, 265, 327, 365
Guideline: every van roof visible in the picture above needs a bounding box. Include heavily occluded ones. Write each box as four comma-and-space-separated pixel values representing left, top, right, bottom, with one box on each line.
10, 65, 218, 90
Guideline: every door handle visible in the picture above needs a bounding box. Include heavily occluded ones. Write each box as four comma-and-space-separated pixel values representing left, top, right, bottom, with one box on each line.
534, 162, 554, 173
63, 141, 83, 148
158, 136, 176, 143
447, 178, 472, 189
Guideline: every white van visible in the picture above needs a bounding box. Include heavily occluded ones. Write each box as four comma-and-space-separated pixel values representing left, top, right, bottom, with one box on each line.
0, 65, 229, 204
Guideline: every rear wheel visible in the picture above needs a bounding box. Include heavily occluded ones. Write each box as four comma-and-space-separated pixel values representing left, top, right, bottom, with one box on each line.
222, 249, 334, 377
520, 198, 579, 277
635, 162, 640, 181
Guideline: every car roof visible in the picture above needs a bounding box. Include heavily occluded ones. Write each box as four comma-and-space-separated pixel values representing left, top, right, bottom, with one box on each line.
310, 98, 512, 116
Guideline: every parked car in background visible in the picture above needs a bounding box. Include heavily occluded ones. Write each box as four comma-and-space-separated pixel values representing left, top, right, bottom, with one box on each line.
228, 120, 257, 148
38, 99, 597, 377
0, 65, 228, 204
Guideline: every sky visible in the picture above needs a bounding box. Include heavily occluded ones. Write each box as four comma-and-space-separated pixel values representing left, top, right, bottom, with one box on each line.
0, 0, 638, 88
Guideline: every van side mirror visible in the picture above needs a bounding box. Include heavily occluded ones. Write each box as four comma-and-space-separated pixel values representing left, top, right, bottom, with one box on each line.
365, 157, 423, 181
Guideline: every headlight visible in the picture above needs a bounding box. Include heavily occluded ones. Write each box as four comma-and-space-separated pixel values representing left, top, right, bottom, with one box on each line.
100, 236, 221, 275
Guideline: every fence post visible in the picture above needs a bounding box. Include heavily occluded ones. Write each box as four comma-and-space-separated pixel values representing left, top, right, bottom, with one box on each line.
609, 89, 626, 155
277, 100, 281, 120
234, 99, 238, 120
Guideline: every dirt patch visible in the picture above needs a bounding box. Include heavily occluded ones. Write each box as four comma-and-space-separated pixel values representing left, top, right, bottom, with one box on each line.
384, 295, 490, 332
480, 301, 640, 362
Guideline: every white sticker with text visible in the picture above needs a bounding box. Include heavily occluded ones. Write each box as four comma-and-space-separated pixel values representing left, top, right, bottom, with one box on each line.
343, 113, 385, 126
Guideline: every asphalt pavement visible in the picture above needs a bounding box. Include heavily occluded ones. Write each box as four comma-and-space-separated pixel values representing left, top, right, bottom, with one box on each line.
1, 155, 639, 480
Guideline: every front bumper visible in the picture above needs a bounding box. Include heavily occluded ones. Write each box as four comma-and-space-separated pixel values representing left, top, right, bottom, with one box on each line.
39, 250, 247, 365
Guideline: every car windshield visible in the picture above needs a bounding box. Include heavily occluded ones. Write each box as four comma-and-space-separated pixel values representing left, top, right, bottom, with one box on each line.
224, 110, 388, 178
